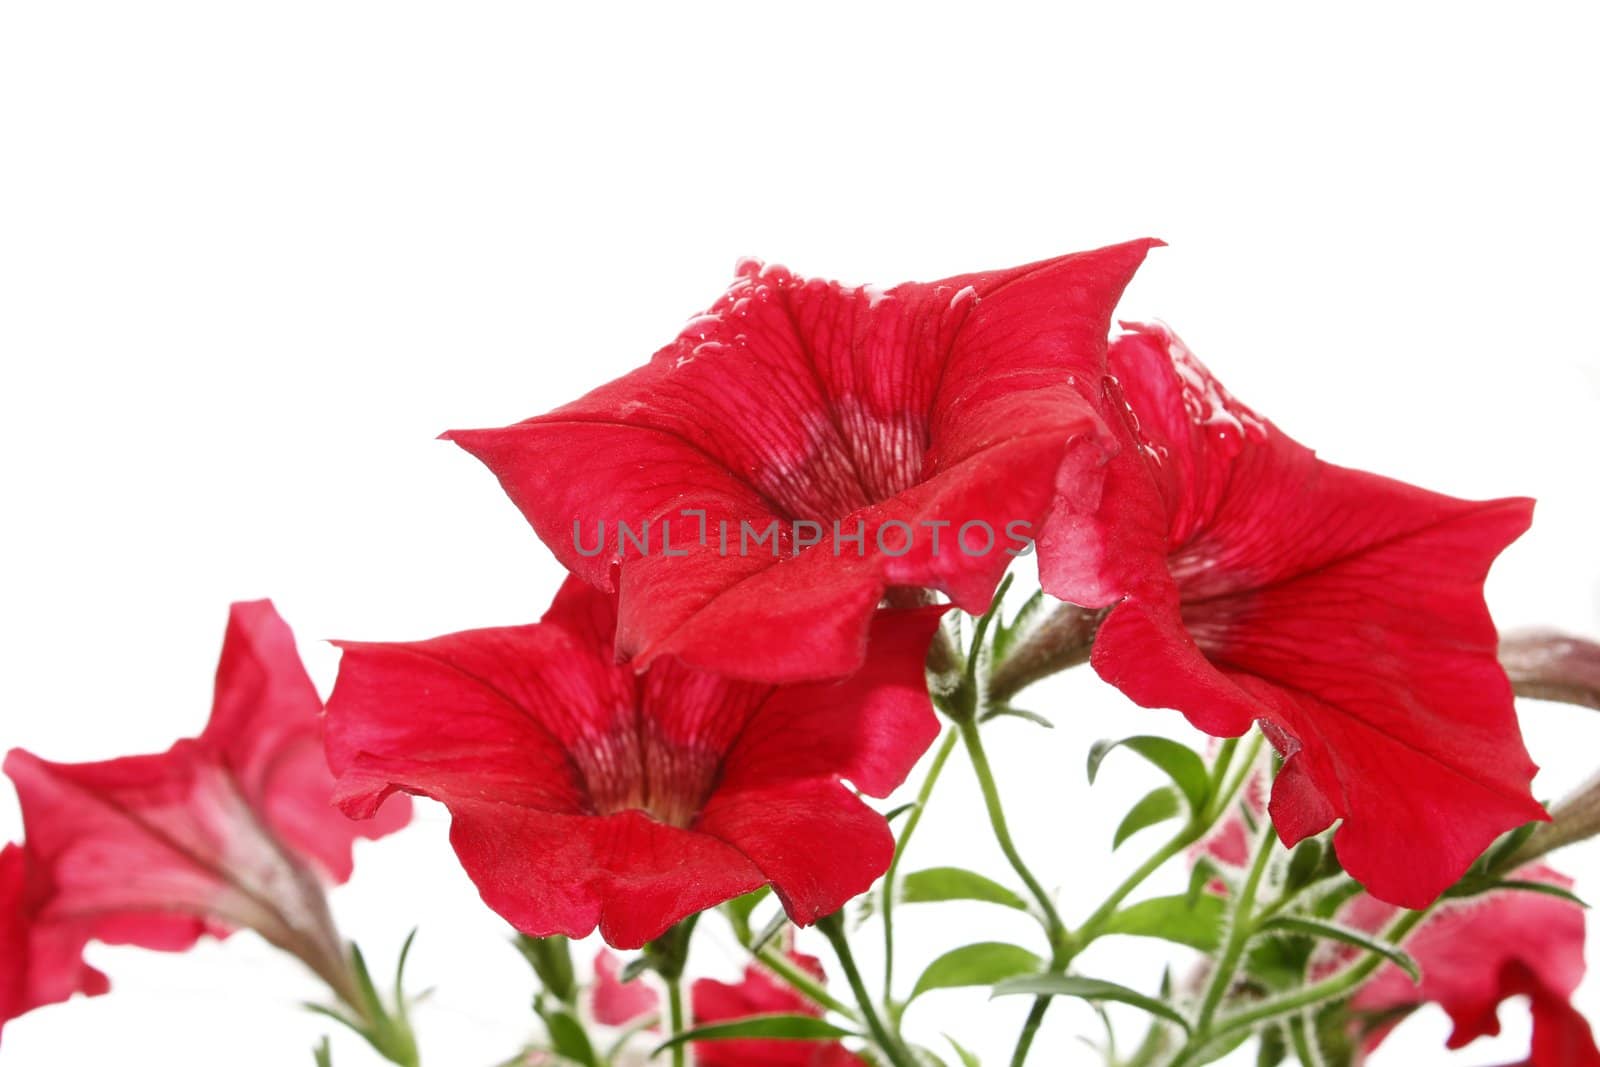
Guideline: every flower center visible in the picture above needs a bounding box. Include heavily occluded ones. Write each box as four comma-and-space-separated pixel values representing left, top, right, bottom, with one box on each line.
570, 723, 724, 830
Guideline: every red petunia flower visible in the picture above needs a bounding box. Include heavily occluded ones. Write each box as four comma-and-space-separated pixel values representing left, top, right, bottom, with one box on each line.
445, 241, 1157, 684
691, 951, 867, 1067
0, 842, 108, 1045
1340, 866, 1600, 1066
2, 601, 410, 1006
591, 949, 659, 1028
324, 577, 943, 948
1042, 322, 1542, 907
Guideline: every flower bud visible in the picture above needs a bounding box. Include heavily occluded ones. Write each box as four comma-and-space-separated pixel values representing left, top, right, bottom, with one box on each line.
1499, 630, 1600, 710
1514, 769, 1600, 864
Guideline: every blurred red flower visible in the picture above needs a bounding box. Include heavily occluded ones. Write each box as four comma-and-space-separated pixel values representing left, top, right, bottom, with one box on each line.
325, 577, 943, 948
1341, 866, 1599, 1066
2, 601, 411, 1011
446, 241, 1156, 683
692, 951, 866, 1067
0, 842, 107, 1044
591, 949, 659, 1028
1043, 323, 1541, 907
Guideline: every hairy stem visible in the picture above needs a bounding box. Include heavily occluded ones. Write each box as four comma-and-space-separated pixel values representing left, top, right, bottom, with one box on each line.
817, 913, 916, 1067
1194, 816, 1278, 1034
986, 603, 1104, 704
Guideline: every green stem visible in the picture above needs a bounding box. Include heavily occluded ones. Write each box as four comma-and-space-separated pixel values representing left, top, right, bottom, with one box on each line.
1010, 998, 1051, 1067
668, 976, 687, 1067
1194, 817, 1278, 1033
1203, 908, 1429, 1044
755, 944, 859, 1021
957, 717, 1071, 1067
883, 727, 960, 1003
817, 913, 916, 1067
957, 718, 1070, 951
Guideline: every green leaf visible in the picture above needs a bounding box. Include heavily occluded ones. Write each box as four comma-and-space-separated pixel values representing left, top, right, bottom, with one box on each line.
910, 942, 1044, 1001
542, 1005, 603, 1067
993, 589, 1047, 660
882, 801, 919, 824
1188, 855, 1224, 908
1284, 840, 1325, 893
652, 1014, 857, 1055
1088, 736, 1211, 813
945, 1035, 982, 1067
1103, 893, 1226, 952
1260, 917, 1421, 983
394, 927, 419, 1017
1489, 879, 1590, 908
723, 887, 772, 944
312, 1037, 333, 1067
1114, 787, 1182, 849
991, 974, 1192, 1033
899, 867, 1029, 911
750, 910, 789, 954
516, 934, 578, 1004
981, 705, 1055, 729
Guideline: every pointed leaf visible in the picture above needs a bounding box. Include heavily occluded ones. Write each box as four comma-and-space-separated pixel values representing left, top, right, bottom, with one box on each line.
945, 1035, 982, 1067
910, 942, 1044, 1001
1260, 917, 1421, 983
882, 801, 919, 824
1114, 787, 1182, 849
1088, 736, 1211, 812
1103, 893, 1226, 952
1188, 855, 1224, 908
1490, 879, 1590, 908
652, 1014, 857, 1055
313, 1037, 333, 1067
900, 867, 1029, 911
991, 974, 1191, 1033
981, 705, 1055, 729
1285, 839, 1325, 893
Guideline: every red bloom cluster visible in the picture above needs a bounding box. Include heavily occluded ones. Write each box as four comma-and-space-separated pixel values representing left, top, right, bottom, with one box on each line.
403, 246, 1539, 916
1, 601, 409, 1039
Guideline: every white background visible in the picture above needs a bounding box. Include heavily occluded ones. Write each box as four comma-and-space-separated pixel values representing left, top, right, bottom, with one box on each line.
2, 3, 1597, 1064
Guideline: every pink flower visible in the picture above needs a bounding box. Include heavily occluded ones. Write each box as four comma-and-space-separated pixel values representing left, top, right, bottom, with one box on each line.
3, 601, 410, 1009
592, 949, 659, 1028
0, 842, 108, 1044
1343, 866, 1600, 1066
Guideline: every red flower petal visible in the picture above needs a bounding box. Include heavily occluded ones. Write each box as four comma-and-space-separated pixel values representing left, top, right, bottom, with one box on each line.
0, 843, 108, 1044
1043, 323, 1542, 907
325, 577, 942, 947
590, 949, 660, 1027
1345, 865, 1599, 1066
2, 602, 409, 963
447, 241, 1156, 683
691, 952, 867, 1067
